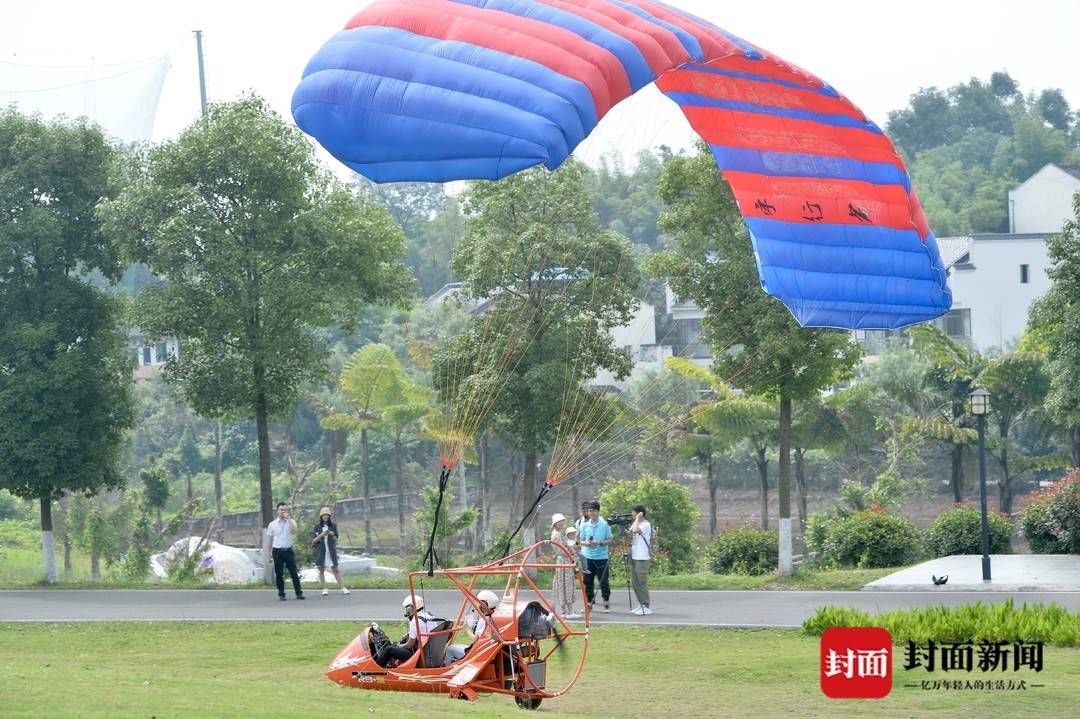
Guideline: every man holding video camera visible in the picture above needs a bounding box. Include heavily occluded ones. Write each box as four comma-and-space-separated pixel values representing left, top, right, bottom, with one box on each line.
629, 505, 652, 615
579, 500, 612, 612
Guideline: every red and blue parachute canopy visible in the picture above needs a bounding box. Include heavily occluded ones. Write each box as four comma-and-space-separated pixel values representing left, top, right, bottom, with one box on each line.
292, 0, 952, 330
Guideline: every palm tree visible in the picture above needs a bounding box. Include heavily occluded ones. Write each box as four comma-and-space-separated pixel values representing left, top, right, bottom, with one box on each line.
908, 326, 986, 502
377, 394, 430, 553
667, 358, 777, 529
979, 351, 1051, 513
673, 423, 729, 536
322, 343, 415, 554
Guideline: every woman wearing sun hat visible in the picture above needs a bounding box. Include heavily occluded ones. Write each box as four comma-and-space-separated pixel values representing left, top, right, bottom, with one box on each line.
550, 513, 581, 619
312, 506, 350, 596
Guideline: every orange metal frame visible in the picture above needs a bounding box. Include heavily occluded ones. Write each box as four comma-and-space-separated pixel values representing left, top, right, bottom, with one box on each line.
325, 540, 590, 704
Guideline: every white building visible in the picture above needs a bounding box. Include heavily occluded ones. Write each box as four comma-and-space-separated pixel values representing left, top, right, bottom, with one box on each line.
1008, 164, 1080, 233
664, 285, 712, 367
673, 164, 1079, 357
935, 163, 1079, 352
131, 332, 180, 380
935, 233, 1052, 352
590, 302, 673, 389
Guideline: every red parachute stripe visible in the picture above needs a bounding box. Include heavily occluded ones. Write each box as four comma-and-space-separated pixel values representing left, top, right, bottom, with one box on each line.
623, 0, 737, 58
659, 70, 870, 122
716, 54, 836, 96
679, 106, 900, 165
725, 170, 919, 232
556, 0, 693, 68
907, 191, 931, 239
347, 0, 629, 117
537, 0, 683, 74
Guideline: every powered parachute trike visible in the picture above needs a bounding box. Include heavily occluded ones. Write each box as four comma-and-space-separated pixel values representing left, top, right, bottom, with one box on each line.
326, 539, 589, 710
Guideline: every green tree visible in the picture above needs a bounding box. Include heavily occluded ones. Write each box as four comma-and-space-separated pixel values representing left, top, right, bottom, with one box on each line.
789, 395, 850, 531
433, 161, 639, 523
648, 144, 860, 573
140, 460, 171, 534
0, 110, 136, 583
1029, 192, 1080, 467
980, 351, 1051, 512
668, 355, 778, 531
672, 424, 727, 537
173, 426, 202, 504
362, 180, 456, 297
322, 343, 419, 553
822, 382, 887, 488
909, 325, 986, 502
379, 398, 430, 553
75, 498, 121, 582
589, 149, 669, 251
99, 96, 413, 530
599, 475, 699, 573
413, 483, 477, 569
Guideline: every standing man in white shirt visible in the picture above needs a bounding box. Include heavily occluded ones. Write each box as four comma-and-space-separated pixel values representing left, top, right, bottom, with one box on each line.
629, 504, 652, 615
267, 502, 305, 601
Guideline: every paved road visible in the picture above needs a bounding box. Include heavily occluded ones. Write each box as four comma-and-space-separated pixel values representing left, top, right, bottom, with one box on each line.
4, 589, 1080, 626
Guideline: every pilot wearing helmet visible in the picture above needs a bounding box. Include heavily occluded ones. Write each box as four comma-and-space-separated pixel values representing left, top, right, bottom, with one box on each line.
446, 589, 500, 662
375, 594, 441, 667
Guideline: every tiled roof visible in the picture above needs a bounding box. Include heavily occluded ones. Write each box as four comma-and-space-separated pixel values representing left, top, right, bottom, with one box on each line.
936, 236, 973, 268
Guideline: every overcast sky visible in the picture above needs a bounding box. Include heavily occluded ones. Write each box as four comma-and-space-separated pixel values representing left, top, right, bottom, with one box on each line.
4, 1, 1078, 172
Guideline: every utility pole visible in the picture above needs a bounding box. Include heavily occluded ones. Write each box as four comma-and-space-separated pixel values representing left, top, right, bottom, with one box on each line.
194, 30, 208, 113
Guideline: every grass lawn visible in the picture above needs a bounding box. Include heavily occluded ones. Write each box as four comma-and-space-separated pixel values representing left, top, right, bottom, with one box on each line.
0, 623, 1074, 718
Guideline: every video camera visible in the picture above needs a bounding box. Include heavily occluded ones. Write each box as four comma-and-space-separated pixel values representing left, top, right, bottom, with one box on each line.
607, 513, 634, 529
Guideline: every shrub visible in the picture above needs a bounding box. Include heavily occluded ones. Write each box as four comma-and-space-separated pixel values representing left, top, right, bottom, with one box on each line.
599, 475, 699, 573
1020, 469, 1080, 554
0, 491, 29, 521
820, 509, 921, 568
924, 505, 1013, 557
0, 519, 38, 549
805, 512, 832, 559
803, 600, 1080, 647
704, 526, 778, 575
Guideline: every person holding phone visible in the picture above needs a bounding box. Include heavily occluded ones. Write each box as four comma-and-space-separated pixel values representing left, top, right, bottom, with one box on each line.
629, 504, 653, 615
267, 502, 304, 601
312, 506, 350, 596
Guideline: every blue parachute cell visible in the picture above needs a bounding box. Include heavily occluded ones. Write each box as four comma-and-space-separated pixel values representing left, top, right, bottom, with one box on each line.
292, 0, 952, 330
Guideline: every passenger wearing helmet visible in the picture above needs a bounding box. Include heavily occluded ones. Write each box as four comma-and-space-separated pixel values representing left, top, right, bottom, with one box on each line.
446, 589, 500, 662
375, 594, 441, 667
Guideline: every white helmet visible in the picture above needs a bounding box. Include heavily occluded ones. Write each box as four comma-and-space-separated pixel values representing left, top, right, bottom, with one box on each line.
403, 594, 423, 618
476, 590, 500, 611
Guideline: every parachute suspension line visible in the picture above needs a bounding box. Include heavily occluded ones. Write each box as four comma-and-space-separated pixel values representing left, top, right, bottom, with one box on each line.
439, 221, 567, 464
500, 481, 552, 560
422, 464, 455, 577
547, 249, 637, 486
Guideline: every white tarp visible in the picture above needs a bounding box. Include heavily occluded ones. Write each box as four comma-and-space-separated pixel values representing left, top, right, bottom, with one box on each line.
1, 55, 170, 143
299, 553, 400, 583
151, 537, 260, 584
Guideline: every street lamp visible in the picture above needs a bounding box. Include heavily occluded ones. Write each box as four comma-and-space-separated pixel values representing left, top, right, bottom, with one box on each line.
970, 388, 992, 581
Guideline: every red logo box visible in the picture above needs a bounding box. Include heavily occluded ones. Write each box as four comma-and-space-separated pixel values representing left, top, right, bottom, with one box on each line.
820, 627, 893, 699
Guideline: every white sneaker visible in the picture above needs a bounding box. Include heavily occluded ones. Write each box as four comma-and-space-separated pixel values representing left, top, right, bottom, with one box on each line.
563, 612, 582, 620
630, 606, 645, 615
341, 587, 350, 595
643, 607, 653, 615
321, 589, 329, 596
601, 603, 610, 613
